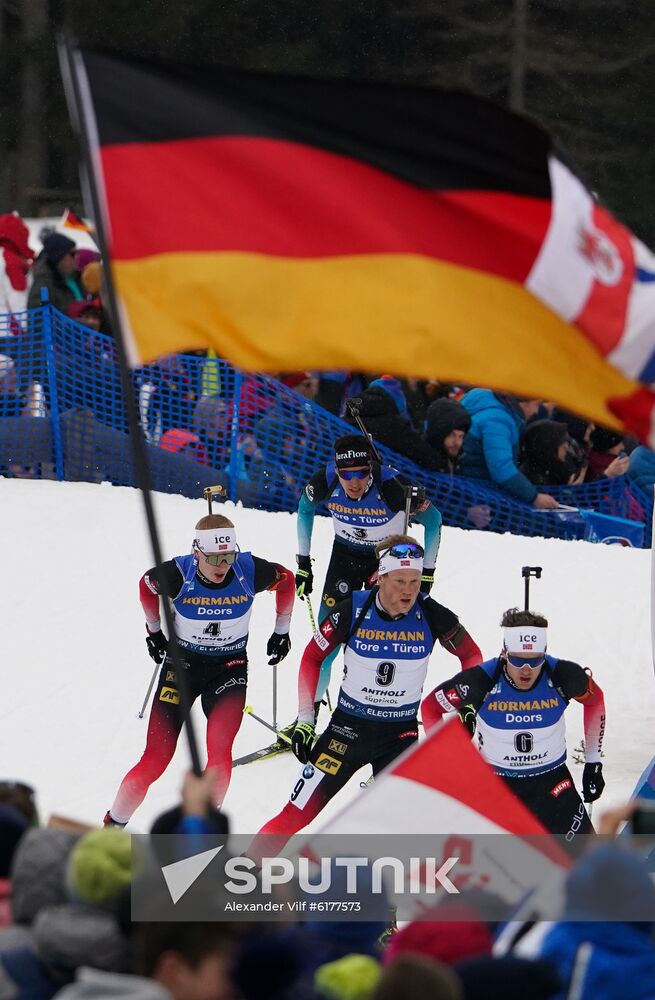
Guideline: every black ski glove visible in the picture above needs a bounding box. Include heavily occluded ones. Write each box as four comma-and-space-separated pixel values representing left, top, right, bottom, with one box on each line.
295, 555, 313, 598
292, 722, 316, 763
420, 569, 435, 594
146, 630, 168, 664
582, 761, 605, 802
267, 632, 291, 665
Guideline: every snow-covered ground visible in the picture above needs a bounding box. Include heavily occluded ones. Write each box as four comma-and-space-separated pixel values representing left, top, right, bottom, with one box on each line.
1, 479, 653, 833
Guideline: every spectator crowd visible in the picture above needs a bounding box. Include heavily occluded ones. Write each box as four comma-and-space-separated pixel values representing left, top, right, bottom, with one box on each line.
0, 211, 652, 536
0, 775, 653, 1000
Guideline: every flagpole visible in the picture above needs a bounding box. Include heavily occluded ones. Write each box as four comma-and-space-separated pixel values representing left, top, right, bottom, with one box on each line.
58, 35, 202, 776
652, 486, 655, 676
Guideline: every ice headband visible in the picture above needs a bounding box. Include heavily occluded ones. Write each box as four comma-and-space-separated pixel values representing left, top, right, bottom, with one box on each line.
378, 548, 424, 576
193, 527, 237, 554
503, 626, 547, 655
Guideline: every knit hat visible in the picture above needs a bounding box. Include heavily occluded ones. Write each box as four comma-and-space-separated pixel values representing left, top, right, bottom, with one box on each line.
367, 376, 408, 416
589, 425, 624, 453
383, 904, 492, 966
68, 827, 132, 907
425, 398, 471, 448
75, 248, 100, 272
68, 299, 101, 321
563, 842, 655, 923
315, 955, 382, 1000
334, 434, 373, 470
42, 232, 76, 265
82, 260, 102, 296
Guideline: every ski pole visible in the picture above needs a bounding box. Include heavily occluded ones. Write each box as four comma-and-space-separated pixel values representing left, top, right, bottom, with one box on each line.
138, 663, 160, 719
272, 663, 277, 732
243, 705, 292, 742
304, 595, 333, 711
306, 593, 317, 632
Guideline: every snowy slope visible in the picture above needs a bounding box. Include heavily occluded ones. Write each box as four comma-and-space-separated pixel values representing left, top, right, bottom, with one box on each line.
1, 479, 652, 833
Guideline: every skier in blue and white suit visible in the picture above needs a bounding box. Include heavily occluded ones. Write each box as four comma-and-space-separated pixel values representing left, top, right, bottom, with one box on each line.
292, 434, 442, 717
253, 534, 480, 845
423, 607, 606, 840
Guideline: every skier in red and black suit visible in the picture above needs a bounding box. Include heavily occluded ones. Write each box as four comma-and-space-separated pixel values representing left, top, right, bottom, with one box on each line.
422, 607, 606, 840
251, 534, 481, 849
103, 513, 294, 827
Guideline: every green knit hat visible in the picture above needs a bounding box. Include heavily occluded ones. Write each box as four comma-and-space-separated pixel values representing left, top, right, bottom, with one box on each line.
68, 827, 132, 905
315, 955, 382, 1000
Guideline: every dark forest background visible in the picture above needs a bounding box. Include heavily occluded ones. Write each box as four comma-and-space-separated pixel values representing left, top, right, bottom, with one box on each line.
3, 0, 655, 242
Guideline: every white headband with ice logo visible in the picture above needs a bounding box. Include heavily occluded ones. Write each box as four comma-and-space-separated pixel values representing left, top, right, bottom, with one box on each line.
503, 626, 547, 654
193, 527, 237, 554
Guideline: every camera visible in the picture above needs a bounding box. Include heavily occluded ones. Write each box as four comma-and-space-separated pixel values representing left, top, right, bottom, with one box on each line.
629, 801, 655, 836
563, 435, 587, 480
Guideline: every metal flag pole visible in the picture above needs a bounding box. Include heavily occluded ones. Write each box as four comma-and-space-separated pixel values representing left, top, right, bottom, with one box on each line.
205, 478, 282, 738
60, 37, 202, 774
651, 486, 655, 676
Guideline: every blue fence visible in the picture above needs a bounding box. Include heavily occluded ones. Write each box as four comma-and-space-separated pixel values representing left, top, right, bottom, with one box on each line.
0, 300, 650, 546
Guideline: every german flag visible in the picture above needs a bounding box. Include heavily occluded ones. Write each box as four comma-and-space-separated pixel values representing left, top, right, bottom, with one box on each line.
61, 208, 94, 234
70, 50, 655, 439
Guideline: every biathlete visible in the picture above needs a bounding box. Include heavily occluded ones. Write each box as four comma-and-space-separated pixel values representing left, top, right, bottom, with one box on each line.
422, 607, 606, 840
254, 534, 481, 845
292, 434, 443, 721
104, 513, 294, 827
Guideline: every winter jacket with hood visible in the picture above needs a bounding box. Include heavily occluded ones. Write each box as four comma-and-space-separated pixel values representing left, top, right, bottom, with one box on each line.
0, 895, 130, 997
460, 389, 537, 503
27, 255, 82, 316
0, 828, 78, 954
0, 214, 34, 320
424, 398, 471, 474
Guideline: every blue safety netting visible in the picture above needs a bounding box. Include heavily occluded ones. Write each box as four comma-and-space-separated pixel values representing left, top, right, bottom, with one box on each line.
0, 300, 650, 547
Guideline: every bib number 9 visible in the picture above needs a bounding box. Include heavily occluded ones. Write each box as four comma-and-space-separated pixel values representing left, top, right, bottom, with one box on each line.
376, 661, 396, 687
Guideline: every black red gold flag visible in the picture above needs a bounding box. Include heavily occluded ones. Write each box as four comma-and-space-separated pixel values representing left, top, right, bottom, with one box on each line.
68, 50, 655, 440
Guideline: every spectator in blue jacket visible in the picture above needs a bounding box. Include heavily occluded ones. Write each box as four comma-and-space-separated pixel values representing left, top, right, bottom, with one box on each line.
537, 842, 655, 1000
460, 389, 559, 509
628, 445, 655, 494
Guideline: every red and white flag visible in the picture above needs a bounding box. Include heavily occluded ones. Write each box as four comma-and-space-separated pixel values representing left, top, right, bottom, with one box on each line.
308, 718, 570, 911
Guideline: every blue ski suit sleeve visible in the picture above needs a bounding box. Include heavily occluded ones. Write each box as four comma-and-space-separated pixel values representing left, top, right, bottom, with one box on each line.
297, 491, 316, 557
413, 502, 442, 570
